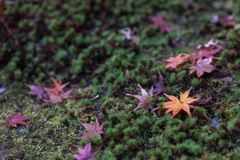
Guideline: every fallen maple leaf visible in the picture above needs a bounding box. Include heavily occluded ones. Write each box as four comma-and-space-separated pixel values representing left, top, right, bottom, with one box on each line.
26, 84, 47, 100
69, 139, 101, 160
126, 84, 154, 112
119, 27, 140, 43
150, 14, 171, 33
163, 87, 198, 118
44, 89, 73, 104
153, 72, 164, 95
5, 113, 38, 128
211, 14, 235, 27
73, 116, 104, 140
189, 57, 215, 77
44, 76, 69, 95
192, 39, 222, 62
165, 53, 190, 70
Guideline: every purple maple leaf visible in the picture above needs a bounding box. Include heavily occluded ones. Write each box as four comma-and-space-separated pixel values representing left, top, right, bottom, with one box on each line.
69, 139, 101, 160
5, 112, 38, 128
26, 84, 46, 100
153, 72, 164, 95
126, 84, 154, 112
73, 116, 104, 140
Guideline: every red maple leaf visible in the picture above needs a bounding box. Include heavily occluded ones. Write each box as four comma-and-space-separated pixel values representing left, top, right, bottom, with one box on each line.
126, 84, 155, 112
189, 57, 215, 77
165, 53, 190, 70
150, 14, 171, 33
69, 139, 101, 160
73, 116, 104, 140
5, 113, 38, 128
153, 72, 164, 95
44, 89, 73, 104
192, 39, 222, 62
44, 76, 69, 95
26, 84, 47, 100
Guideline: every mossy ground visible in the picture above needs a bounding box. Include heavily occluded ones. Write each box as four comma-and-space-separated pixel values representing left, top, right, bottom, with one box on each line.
1, 0, 240, 159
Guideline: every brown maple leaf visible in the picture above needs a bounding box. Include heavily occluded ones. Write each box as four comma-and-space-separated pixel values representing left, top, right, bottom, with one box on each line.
150, 14, 171, 33
165, 53, 190, 70
26, 84, 47, 100
5, 112, 38, 128
163, 87, 198, 118
44, 89, 73, 104
73, 116, 104, 140
189, 57, 215, 77
69, 139, 101, 160
126, 84, 154, 112
44, 76, 69, 95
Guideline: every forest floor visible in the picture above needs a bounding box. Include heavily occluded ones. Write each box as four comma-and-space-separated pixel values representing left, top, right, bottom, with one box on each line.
1, 0, 240, 159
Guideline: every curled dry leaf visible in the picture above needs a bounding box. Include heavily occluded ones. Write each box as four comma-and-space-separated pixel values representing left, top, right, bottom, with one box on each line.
221, 77, 232, 82
163, 87, 198, 118
211, 14, 235, 27
153, 72, 164, 95
73, 116, 104, 140
126, 84, 154, 112
189, 57, 215, 77
5, 112, 37, 128
119, 27, 140, 43
69, 139, 101, 160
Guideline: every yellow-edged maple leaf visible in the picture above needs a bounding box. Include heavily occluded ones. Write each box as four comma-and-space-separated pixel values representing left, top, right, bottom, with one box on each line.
165, 53, 189, 70
163, 87, 198, 118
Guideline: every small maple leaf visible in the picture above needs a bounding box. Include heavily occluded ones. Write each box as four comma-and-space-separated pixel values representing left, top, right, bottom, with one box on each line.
44, 89, 73, 104
69, 139, 101, 160
5, 113, 38, 128
119, 27, 140, 43
150, 14, 171, 33
26, 84, 47, 100
163, 87, 198, 118
165, 53, 189, 70
44, 76, 69, 95
189, 57, 215, 77
73, 116, 104, 140
126, 84, 154, 112
153, 72, 164, 95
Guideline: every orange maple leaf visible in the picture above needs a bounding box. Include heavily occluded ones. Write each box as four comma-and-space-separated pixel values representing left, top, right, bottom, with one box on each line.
44, 76, 69, 95
165, 53, 189, 70
163, 87, 198, 118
